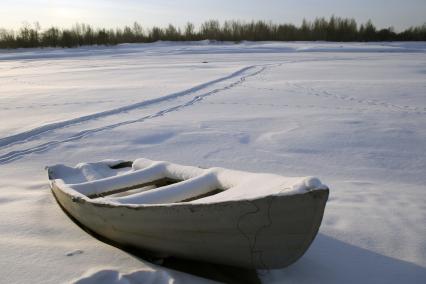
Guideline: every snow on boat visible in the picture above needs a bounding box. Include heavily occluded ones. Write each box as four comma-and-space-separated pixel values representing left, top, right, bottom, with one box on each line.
47, 158, 329, 269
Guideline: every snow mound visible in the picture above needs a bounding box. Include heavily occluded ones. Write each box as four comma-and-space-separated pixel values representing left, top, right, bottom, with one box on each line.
73, 267, 216, 284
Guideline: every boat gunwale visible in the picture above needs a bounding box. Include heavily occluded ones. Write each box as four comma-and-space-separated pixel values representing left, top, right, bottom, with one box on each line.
47, 159, 329, 208
50, 179, 329, 210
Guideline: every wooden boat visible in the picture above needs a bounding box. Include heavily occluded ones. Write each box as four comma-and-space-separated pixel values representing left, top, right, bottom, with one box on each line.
47, 158, 329, 269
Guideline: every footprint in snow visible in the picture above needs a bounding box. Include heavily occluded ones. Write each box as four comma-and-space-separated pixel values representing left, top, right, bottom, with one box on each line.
66, 249, 84, 256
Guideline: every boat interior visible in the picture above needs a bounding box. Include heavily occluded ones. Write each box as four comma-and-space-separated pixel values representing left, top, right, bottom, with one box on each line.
50, 160, 226, 205
49, 158, 318, 205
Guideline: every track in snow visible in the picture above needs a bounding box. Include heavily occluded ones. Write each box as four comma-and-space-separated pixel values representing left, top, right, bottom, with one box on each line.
290, 82, 426, 114
0, 56, 355, 150
0, 56, 382, 164
0, 65, 267, 164
0, 65, 261, 150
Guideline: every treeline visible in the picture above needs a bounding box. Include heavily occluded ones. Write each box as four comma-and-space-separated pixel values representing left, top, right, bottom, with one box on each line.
1, 16, 425, 49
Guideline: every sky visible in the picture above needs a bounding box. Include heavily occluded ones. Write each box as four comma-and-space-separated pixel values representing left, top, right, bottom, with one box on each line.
0, 0, 425, 31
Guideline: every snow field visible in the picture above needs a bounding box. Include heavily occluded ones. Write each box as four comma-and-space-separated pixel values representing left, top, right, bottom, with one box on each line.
0, 41, 425, 283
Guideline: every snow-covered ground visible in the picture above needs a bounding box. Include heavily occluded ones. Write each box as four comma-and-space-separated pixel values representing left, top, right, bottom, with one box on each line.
1, 41, 425, 283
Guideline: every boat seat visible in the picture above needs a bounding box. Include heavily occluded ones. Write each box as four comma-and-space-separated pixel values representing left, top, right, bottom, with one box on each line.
108, 172, 220, 204
67, 162, 168, 197
62, 159, 224, 203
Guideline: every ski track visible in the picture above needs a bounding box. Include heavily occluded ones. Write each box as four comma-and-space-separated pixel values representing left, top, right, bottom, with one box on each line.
0, 56, 404, 164
0, 65, 267, 164
0, 55, 356, 150
0, 64, 259, 149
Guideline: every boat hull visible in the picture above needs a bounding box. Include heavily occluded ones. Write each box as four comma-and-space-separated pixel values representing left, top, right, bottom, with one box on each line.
51, 181, 328, 269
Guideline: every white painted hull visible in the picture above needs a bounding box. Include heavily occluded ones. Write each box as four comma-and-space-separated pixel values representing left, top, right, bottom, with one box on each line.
51, 181, 328, 269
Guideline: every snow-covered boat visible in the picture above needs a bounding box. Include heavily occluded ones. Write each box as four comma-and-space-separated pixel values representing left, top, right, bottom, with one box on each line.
47, 158, 329, 269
